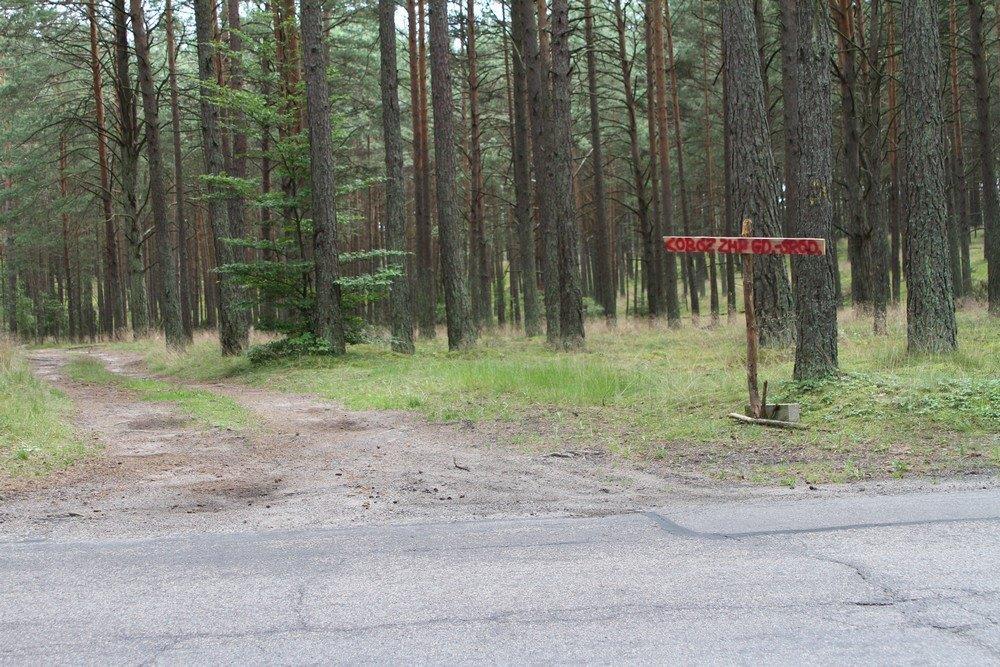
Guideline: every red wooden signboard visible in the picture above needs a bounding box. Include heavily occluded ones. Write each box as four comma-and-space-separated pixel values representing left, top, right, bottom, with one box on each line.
662, 222, 824, 423
663, 236, 826, 257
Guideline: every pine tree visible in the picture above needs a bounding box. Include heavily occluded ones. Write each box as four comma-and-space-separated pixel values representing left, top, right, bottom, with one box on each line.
968, 0, 1000, 315
583, 0, 614, 322
789, 0, 838, 379
722, 0, 794, 348
129, 0, 186, 350
509, 0, 541, 336
300, 0, 347, 354
194, 0, 248, 354
378, 0, 415, 354
428, 0, 476, 350
901, 0, 958, 351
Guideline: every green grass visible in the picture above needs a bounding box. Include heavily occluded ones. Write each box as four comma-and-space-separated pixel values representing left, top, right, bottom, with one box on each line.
66, 355, 253, 431
131, 304, 999, 486
1, 341, 89, 478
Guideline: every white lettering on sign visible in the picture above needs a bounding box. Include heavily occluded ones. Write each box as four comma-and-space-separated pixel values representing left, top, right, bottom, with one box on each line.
663, 236, 827, 257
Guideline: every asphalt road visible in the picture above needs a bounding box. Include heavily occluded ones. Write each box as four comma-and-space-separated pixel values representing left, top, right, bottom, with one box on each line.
3, 489, 1000, 664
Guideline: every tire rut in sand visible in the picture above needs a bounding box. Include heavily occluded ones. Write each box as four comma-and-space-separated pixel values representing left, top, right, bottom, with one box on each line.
1, 349, 705, 540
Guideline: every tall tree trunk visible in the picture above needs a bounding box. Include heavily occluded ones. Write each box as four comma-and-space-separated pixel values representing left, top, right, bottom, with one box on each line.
518, 0, 560, 342
789, 0, 838, 379
1, 213, 15, 335
886, 5, 902, 303
860, 0, 890, 334
465, 0, 490, 328
509, 0, 541, 336
417, 0, 434, 336
87, 0, 122, 337
272, 0, 305, 277
165, 0, 193, 340
612, 0, 654, 319
194, 0, 248, 354
129, 0, 186, 350
536, 0, 550, 74
779, 0, 798, 240
968, 0, 1000, 314
300, 0, 347, 354
379, 0, 415, 354
700, 0, 719, 323
665, 0, 699, 321
650, 0, 680, 324
112, 0, 148, 337
753, 0, 769, 120
584, 0, 614, 322
549, 0, 584, 347
59, 135, 77, 341
835, 0, 870, 308
644, 3, 663, 318
428, 0, 476, 349
258, 41, 278, 328
225, 0, 249, 252
406, 0, 436, 338
901, 0, 958, 351
722, 64, 737, 320
722, 0, 794, 347
948, 0, 971, 299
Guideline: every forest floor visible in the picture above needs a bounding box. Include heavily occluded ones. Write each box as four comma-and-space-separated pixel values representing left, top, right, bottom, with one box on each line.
0, 346, 736, 539
0, 305, 996, 540
119, 305, 998, 486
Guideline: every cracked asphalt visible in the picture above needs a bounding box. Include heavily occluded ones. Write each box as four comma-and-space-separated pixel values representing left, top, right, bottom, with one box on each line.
3, 488, 999, 664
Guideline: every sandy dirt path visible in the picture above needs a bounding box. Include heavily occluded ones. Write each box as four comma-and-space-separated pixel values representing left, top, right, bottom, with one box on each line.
1, 349, 731, 540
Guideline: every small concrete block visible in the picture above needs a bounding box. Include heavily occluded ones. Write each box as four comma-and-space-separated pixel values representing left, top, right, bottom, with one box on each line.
747, 403, 801, 423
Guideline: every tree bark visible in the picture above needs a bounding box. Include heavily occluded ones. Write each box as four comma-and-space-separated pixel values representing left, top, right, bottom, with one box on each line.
835, 0, 870, 308
509, 0, 541, 336
129, 0, 186, 349
650, 0, 680, 324
518, 0, 560, 343
584, 0, 614, 322
779, 0, 798, 241
87, 0, 122, 337
789, 0, 838, 379
194, 0, 248, 354
722, 57, 737, 320
860, 0, 889, 334
406, 0, 436, 338
644, 3, 663, 318
379, 0, 415, 353
428, 0, 476, 349
665, 0, 699, 321
549, 0, 584, 347
225, 0, 249, 257
612, 0, 654, 320
722, 0, 794, 347
300, 0, 347, 354
948, 0, 971, 299
1, 208, 14, 335
968, 0, 1000, 314
886, 4, 902, 303
901, 0, 958, 351
112, 0, 148, 337
59, 135, 78, 341
165, 0, 193, 341
465, 0, 490, 328
700, 0, 720, 323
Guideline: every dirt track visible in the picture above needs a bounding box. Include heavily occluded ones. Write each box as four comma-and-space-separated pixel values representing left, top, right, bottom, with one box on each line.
3, 349, 993, 541
0, 349, 735, 540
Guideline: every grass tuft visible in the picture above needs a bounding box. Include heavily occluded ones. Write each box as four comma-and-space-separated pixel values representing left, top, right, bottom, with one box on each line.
1, 341, 89, 478
66, 355, 253, 430
123, 306, 998, 485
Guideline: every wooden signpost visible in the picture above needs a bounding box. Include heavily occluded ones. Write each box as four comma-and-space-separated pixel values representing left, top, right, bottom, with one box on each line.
664, 220, 825, 427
